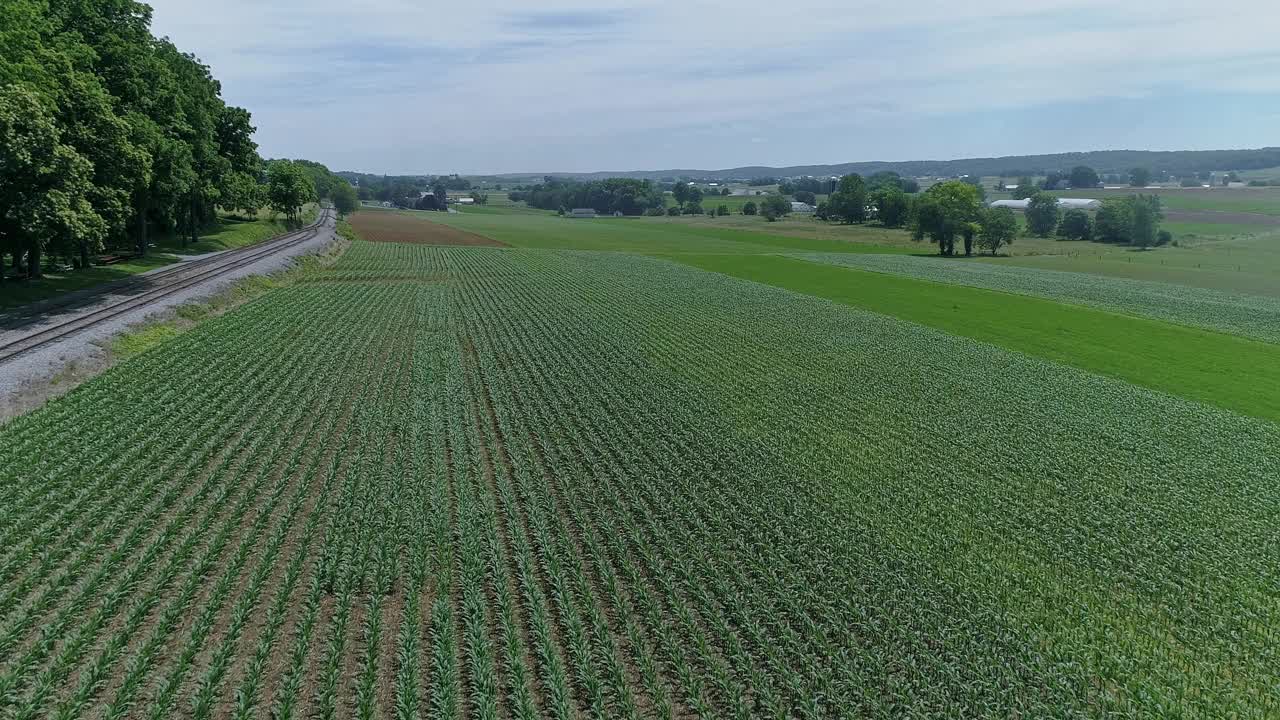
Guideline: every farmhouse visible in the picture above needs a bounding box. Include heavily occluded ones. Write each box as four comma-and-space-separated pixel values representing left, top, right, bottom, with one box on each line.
990, 198, 1102, 211
568, 208, 598, 218
791, 202, 816, 213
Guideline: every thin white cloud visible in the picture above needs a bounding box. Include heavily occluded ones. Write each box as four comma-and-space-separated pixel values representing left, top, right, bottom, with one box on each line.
148, 0, 1280, 173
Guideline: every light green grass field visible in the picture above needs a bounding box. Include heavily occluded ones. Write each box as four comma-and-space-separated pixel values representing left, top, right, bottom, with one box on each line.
994, 228, 1280, 297
426, 209, 914, 255
796, 251, 1280, 344
671, 253, 1280, 422
426, 196, 1280, 298
377, 205, 1280, 421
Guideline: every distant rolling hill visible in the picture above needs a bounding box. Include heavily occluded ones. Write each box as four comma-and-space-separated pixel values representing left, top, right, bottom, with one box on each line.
494, 147, 1280, 182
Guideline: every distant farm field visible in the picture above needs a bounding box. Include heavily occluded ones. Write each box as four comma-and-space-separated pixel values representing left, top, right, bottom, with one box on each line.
348, 209, 508, 246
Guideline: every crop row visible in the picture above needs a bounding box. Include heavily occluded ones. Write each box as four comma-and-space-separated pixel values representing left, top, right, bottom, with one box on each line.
0, 241, 1276, 718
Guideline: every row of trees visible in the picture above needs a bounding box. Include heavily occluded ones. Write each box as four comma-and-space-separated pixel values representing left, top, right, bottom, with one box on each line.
510, 178, 666, 215
1005, 164, 1235, 195
354, 174, 473, 203
1023, 192, 1167, 246
0, 0, 354, 280
812, 172, 914, 227
0, 0, 262, 278
910, 182, 1169, 256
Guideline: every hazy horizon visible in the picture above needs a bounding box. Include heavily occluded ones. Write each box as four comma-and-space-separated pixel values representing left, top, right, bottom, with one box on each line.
148, 1, 1280, 176
331, 144, 1280, 179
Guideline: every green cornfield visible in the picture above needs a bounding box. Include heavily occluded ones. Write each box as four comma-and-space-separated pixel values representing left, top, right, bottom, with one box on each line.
1, 241, 1277, 719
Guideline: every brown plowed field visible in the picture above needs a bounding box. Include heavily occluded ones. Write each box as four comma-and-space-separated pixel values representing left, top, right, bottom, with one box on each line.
349, 211, 507, 246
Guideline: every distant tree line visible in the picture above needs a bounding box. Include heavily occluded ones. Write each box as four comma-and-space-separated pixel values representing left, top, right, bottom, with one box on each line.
723, 148, 1280, 183
0, 0, 348, 280
912, 184, 1169, 256
509, 178, 665, 215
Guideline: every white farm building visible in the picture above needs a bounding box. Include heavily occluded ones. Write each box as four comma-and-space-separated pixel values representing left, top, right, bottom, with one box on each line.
790, 202, 816, 213
990, 198, 1102, 211
567, 208, 598, 218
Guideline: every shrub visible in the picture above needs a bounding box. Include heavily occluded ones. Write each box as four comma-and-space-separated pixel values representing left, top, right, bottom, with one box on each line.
1058, 209, 1093, 241
760, 194, 791, 222
1025, 192, 1061, 237
742, 202, 757, 216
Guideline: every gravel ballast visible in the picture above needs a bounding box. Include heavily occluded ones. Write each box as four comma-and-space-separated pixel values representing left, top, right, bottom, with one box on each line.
0, 216, 338, 419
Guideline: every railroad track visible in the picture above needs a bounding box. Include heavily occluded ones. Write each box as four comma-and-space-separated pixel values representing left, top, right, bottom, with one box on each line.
0, 208, 332, 365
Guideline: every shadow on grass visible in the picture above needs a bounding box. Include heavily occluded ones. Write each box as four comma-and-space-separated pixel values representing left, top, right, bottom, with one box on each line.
0, 254, 178, 317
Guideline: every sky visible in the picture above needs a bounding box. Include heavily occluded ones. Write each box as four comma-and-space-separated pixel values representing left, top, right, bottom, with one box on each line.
146, 0, 1280, 175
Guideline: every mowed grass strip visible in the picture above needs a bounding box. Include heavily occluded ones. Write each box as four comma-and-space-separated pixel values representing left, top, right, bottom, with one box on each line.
673, 253, 1280, 422
428, 209, 912, 255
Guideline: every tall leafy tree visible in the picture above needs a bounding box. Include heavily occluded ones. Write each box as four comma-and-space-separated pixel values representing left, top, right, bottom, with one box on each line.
1130, 194, 1163, 249
760, 194, 791, 222
1095, 197, 1135, 243
0, 0, 351, 275
266, 160, 315, 223
1129, 167, 1152, 187
0, 85, 104, 277
222, 171, 263, 219
331, 181, 359, 218
827, 174, 867, 223
1024, 192, 1061, 237
1011, 177, 1036, 200
909, 180, 983, 256
978, 207, 1018, 256
1069, 165, 1100, 189
870, 185, 910, 228
672, 182, 689, 205
1057, 209, 1093, 241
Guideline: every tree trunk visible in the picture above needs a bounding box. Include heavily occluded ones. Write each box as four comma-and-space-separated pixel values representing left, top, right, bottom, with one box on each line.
137, 194, 149, 257
29, 241, 41, 279
80, 243, 90, 270
964, 236, 973, 256
189, 195, 199, 246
